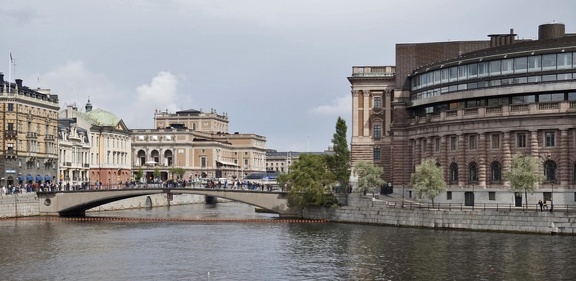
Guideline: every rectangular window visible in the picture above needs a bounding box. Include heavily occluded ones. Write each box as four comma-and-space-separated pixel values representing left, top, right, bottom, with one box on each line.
200, 157, 206, 168
528, 55, 541, 72
450, 136, 457, 151
448, 67, 458, 82
8, 123, 14, 131
545, 131, 555, 147
478, 62, 489, 77
489, 192, 496, 201
468, 64, 478, 78
514, 57, 528, 73
373, 147, 381, 161
501, 59, 513, 74
441, 68, 449, 83
458, 65, 468, 81
557, 53, 572, 69
7, 103, 14, 111
491, 134, 500, 149
374, 96, 382, 109
435, 137, 440, 152
489, 60, 501, 76
517, 133, 527, 148
373, 125, 382, 139
447, 191, 452, 200
542, 54, 557, 71
469, 135, 477, 150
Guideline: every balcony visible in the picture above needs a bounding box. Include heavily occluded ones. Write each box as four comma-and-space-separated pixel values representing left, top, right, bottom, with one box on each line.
5, 130, 17, 139
45, 134, 56, 141
26, 132, 38, 139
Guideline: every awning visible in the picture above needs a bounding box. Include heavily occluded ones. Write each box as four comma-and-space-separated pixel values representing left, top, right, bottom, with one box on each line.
17, 176, 24, 181
26, 175, 33, 181
36, 175, 43, 181
45, 175, 52, 181
216, 160, 239, 167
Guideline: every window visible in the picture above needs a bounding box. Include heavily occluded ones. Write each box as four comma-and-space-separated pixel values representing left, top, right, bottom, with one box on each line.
501, 59, 513, 74
478, 62, 489, 77
514, 57, 528, 73
491, 162, 502, 181
373, 147, 381, 161
545, 131, 555, 147
373, 125, 382, 139
450, 163, 458, 183
450, 136, 457, 151
489, 192, 496, 201
469, 162, 478, 182
517, 133, 526, 148
374, 96, 382, 109
557, 53, 572, 69
7, 103, 14, 111
447, 191, 452, 200
544, 161, 557, 181
528, 55, 541, 72
491, 134, 500, 149
200, 157, 207, 168
489, 60, 501, 76
8, 123, 14, 131
458, 65, 468, 81
435, 137, 440, 152
542, 54, 557, 71
469, 135, 477, 150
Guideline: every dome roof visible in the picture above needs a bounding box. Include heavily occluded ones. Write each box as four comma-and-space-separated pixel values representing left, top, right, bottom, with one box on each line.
85, 108, 121, 126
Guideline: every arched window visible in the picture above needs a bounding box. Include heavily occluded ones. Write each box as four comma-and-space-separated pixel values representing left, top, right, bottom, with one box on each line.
450, 163, 458, 183
137, 150, 146, 166
164, 150, 173, 166
469, 162, 478, 182
491, 162, 502, 181
544, 161, 557, 182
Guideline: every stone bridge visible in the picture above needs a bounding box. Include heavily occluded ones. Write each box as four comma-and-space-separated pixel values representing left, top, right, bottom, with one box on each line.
36, 188, 300, 218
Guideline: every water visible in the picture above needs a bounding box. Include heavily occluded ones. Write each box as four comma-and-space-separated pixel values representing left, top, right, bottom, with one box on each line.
1, 202, 575, 281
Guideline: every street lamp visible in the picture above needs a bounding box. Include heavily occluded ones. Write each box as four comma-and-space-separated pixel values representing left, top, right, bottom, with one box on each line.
550, 183, 554, 213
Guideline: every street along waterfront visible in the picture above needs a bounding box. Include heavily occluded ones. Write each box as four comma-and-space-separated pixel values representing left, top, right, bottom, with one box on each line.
1, 202, 576, 280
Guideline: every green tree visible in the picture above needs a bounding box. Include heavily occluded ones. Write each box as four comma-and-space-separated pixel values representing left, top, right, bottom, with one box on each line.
153, 167, 161, 182
136, 167, 144, 182
169, 167, 185, 179
277, 154, 336, 209
327, 117, 350, 192
503, 153, 545, 210
411, 158, 446, 206
353, 161, 385, 196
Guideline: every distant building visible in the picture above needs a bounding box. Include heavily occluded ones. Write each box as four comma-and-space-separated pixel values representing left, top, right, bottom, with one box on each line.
57, 118, 90, 188
265, 148, 334, 174
0, 75, 59, 188
131, 108, 266, 182
350, 23, 576, 205
60, 100, 132, 187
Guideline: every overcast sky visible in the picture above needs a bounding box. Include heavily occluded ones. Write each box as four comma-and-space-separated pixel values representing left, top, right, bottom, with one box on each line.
1, 0, 575, 152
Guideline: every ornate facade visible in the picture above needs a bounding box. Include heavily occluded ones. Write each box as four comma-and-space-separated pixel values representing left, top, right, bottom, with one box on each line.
351, 23, 576, 205
57, 118, 90, 188
59, 101, 132, 188
0, 75, 59, 188
131, 109, 266, 182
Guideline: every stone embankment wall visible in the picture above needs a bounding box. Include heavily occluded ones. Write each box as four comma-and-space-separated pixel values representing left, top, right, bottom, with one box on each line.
303, 195, 576, 235
0, 193, 208, 218
0, 193, 39, 218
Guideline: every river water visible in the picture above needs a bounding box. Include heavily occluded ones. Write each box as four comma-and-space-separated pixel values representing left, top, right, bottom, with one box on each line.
1, 202, 575, 281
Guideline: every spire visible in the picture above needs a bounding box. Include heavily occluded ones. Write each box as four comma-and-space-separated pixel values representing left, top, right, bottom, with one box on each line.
85, 97, 93, 112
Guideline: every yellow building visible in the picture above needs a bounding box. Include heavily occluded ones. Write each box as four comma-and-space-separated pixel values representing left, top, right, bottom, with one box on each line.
0, 76, 59, 188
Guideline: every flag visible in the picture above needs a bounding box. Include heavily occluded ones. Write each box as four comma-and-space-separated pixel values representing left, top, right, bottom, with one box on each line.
10, 52, 13, 63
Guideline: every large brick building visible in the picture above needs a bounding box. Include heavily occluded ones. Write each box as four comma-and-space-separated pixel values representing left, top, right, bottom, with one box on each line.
350, 23, 576, 206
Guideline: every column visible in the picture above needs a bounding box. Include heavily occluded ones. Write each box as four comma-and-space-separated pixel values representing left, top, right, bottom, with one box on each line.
478, 133, 487, 188
458, 134, 466, 188
560, 129, 569, 187
441, 135, 449, 184
384, 90, 392, 136
502, 131, 512, 188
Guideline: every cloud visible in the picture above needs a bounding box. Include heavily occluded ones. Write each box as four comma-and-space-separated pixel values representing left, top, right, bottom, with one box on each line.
311, 95, 351, 115
130, 72, 181, 127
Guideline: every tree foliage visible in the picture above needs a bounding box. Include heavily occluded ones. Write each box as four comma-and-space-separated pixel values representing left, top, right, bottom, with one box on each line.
153, 167, 161, 180
326, 117, 351, 191
169, 167, 185, 179
277, 154, 336, 209
503, 153, 545, 208
411, 158, 446, 205
353, 161, 385, 195
136, 167, 144, 182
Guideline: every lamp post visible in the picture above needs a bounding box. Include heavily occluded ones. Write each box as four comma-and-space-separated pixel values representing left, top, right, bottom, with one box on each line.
402, 184, 405, 208
550, 183, 554, 213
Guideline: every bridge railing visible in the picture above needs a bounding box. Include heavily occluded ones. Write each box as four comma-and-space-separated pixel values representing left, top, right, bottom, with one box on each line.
383, 201, 576, 214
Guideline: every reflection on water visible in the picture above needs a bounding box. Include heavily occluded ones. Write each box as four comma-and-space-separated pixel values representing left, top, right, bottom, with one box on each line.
1, 202, 575, 280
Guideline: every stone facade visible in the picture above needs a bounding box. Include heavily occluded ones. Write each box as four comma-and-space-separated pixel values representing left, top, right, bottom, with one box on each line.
350, 23, 576, 206
0, 75, 59, 189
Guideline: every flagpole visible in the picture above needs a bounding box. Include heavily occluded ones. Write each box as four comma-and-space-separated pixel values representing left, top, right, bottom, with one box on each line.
8, 51, 11, 93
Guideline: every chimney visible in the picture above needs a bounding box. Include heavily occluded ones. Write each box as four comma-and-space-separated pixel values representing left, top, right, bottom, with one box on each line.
15, 79, 22, 88
538, 23, 565, 40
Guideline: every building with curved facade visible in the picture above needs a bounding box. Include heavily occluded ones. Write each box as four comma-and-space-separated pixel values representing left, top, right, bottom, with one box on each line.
350, 23, 576, 206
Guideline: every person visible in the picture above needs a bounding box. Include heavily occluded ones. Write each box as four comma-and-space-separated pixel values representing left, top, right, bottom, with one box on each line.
543, 200, 548, 210
538, 200, 543, 212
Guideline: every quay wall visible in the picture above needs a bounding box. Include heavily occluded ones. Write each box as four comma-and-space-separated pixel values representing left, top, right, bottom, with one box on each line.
0, 192, 208, 218
303, 195, 576, 235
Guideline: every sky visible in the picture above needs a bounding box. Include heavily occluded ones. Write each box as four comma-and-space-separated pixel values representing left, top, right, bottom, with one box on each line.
1, 0, 575, 152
